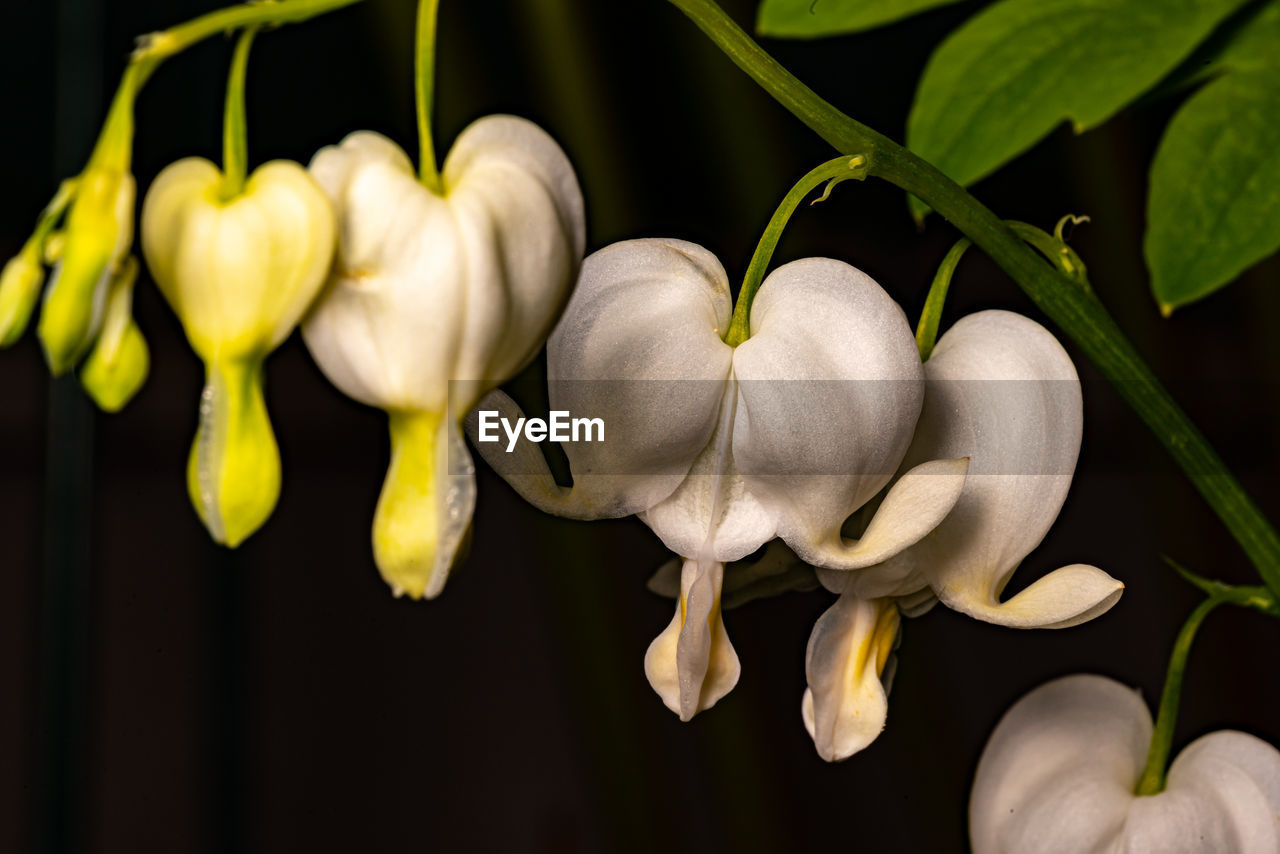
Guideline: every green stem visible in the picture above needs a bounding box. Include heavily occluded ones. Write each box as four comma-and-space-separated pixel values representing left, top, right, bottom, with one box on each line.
1134, 581, 1275, 795
415, 0, 443, 192
131, 0, 364, 65
1135, 596, 1219, 796
915, 237, 969, 361
666, 0, 1280, 597
725, 155, 866, 346
84, 0, 365, 175
220, 27, 258, 200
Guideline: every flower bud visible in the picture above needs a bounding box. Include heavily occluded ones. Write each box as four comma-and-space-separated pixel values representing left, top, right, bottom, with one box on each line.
80, 256, 148, 412
0, 244, 46, 347
37, 166, 135, 374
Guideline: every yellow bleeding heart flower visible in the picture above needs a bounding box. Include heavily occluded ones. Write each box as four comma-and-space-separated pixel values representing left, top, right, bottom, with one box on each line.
142, 158, 335, 546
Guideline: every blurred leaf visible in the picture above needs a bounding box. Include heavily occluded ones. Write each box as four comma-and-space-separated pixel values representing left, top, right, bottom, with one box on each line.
756, 0, 966, 38
1145, 68, 1280, 312
906, 0, 1250, 218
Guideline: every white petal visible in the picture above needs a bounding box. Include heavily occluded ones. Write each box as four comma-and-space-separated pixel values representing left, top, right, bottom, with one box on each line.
971, 674, 1280, 854
970, 674, 1150, 854
874, 310, 1122, 628
1116, 731, 1280, 853
638, 378, 776, 561
303, 132, 465, 411
731, 258, 929, 567
801, 591, 898, 762
538, 238, 736, 518
643, 557, 740, 720
444, 115, 586, 387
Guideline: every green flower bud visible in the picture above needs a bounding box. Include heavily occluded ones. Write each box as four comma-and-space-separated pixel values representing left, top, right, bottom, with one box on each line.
80, 256, 149, 412
37, 166, 136, 375
0, 244, 45, 347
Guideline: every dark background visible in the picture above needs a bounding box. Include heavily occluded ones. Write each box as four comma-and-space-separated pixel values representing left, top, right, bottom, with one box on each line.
2, 0, 1278, 851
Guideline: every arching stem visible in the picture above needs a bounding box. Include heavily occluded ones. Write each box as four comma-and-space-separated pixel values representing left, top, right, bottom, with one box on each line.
666, 0, 1280, 598
724, 154, 867, 346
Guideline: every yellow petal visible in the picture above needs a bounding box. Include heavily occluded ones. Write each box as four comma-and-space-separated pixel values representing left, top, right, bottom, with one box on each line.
141, 157, 335, 359
187, 358, 280, 548
372, 410, 476, 600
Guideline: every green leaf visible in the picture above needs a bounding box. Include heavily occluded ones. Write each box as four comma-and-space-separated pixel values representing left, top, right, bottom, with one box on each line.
1145, 67, 1280, 312
756, 0, 966, 38
906, 0, 1249, 218
1216, 0, 1280, 71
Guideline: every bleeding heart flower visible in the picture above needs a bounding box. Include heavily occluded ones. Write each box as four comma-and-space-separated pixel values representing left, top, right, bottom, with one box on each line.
142, 156, 336, 547
302, 114, 585, 600
970, 674, 1280, 853
802, 310, 1122, 761
473, 237, 968, 720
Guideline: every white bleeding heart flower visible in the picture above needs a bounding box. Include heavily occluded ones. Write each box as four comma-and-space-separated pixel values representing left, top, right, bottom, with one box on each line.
471, 238, 968, 720
820, 309, 1124, 622
302, 114, 585, 600
970, 674, 1280, 853
803, 310, 1122, 762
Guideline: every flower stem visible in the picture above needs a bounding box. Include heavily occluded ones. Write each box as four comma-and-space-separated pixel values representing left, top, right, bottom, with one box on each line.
915, 237, 969, 361
1135, 596, 1220, 796
1135, 581, 1275, 795
81, 0, 365, 184
220, 27, 258, 201
415, 0, 444, 192
131, 0, 364, 66
666, 0, 1280, 597
724, 155, 866, 346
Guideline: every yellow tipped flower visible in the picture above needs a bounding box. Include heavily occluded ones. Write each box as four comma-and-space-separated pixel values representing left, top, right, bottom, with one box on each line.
37, 165, 136, 374
80, 256, 149, 412
0, 243, 46, 347
302, 116, 585, 599
142, 157, 335, 547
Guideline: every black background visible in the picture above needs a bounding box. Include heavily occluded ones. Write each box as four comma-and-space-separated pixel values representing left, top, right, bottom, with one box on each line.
2, 0, 1279, 851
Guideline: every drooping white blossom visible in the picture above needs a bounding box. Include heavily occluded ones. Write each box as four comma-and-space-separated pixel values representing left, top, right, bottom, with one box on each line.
303, 115, 585, 599
473, 238, 968, 719
802, 310, 1122, 761
971, 674, 1280, 853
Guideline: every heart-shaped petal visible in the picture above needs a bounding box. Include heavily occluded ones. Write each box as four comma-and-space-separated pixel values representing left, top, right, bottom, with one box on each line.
143, 158, 334, 360
971, 674, 1280, 853
869, 310, 1122, 628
